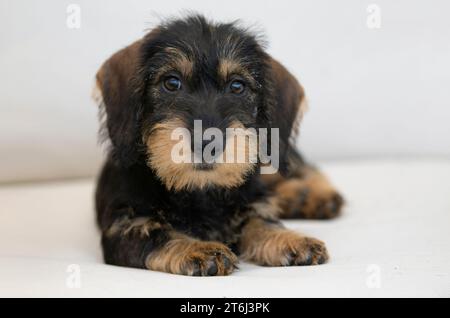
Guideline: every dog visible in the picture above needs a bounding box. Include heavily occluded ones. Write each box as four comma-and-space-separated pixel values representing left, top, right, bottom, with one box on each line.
93, 15, 344, 276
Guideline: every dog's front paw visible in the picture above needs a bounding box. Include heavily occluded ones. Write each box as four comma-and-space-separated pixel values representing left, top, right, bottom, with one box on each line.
146, 239, 238, 276
241, 227, 329, 266
284, 236, 329, 266
185, 242, 238, 276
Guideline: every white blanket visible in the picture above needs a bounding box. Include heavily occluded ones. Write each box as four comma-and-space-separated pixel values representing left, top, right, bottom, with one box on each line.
0, 160, 449, 297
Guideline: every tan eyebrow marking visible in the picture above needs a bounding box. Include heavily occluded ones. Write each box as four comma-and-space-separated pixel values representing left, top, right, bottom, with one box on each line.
152, 47, 194, 81
217, 58, 256, 87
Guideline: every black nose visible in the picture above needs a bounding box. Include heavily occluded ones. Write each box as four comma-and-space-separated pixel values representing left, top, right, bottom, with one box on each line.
191, 139, 212, 155
189, 114, 228, 162
191, 136, 225, 161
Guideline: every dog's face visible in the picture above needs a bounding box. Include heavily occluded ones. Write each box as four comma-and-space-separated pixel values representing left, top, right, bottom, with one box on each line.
95, 15, 304, 192
139, 17, 271, 191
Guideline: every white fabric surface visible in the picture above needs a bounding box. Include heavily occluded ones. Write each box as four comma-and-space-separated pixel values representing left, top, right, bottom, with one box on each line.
0, 159, 449, 297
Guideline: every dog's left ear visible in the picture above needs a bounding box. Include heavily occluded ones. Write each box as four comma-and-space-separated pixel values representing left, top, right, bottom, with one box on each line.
267, 57, 307, 144
264, 57, 307, 173
94, 40, 145, 167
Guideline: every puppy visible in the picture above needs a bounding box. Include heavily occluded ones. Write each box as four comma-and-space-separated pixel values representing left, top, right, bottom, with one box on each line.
94, 15, 343, 276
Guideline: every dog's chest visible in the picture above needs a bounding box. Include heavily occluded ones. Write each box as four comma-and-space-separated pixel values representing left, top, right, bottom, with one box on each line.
166, 190, 245, 243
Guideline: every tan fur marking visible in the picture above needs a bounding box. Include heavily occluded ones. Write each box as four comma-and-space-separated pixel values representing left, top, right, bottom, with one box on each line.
260, 172, 285, 188
239, 218, 328, 266
249, 197, 282, 220
145, 119, 257, 191
217, 58, 254, 84
289, 95, 309, 143
91, 79, 104, 107
160, 47, 193, 78
218, 58, 242, 79
299, 96, 309, 117
106, 216, 165, 238
145, 233, 237, 276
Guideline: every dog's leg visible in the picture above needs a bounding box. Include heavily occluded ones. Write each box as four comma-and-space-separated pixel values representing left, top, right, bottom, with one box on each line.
238, 217, 328, 266
102, 215, 238, 276
262, 147, 344, 219
273, 167, 344, 219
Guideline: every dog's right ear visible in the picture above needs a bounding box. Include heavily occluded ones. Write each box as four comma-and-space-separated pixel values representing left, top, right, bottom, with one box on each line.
93, 39, 145, 167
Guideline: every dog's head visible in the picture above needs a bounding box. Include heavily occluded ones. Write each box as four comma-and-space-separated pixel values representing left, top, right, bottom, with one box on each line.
95, 15, 305, 191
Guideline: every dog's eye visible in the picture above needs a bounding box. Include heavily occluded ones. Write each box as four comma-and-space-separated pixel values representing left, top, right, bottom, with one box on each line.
163, 76, 182, 92
229, 80, 245, 94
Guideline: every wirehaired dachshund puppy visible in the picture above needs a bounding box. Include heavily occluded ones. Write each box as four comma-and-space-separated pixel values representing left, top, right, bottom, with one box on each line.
93, 15, 344, 276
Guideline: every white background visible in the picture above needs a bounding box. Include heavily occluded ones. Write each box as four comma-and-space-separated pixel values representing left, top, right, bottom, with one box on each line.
1, 0, 449, 182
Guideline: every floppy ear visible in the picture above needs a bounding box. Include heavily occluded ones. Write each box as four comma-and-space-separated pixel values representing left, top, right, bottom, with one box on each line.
268, 57, 306, 145
94, 40, 144, 167
264, 57, 307, 174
